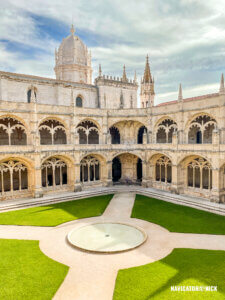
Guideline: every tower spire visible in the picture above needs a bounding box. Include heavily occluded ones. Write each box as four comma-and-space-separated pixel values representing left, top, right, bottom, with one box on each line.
219, 73, 225, 94
143, 54, 152, 83
178, 83, 183, 101
134, 70, 137, 83
70, 24, 75, 35
122, 64, 128, 82
99, 64, 102, 77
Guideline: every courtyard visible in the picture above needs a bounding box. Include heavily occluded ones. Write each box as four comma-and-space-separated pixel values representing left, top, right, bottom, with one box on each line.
0, 191, 224, 300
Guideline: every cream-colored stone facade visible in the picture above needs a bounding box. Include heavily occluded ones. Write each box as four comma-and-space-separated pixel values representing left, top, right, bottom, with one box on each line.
0, 27, 224, 203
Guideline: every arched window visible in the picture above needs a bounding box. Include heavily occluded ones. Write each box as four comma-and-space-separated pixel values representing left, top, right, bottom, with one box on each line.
137, 126, 147, 144
112, 157, 121, 182
41, 157, 67, 188
76, 121, 99, 144
188, 115, 216, 144
27, 87, 37, 103
0, 160, 28, 195
0, 117, 27, 145
76, 96, 83, 107
109, 126, 120, 144
137, 158, 142, 181
80, 156, 100, 182
156, 119, 177, 143
187, 157, 212, 189
39, 120, 67, 145
155, 156, 172, 183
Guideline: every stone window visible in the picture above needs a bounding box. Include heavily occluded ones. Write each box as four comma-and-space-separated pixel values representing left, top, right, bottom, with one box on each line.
155, 155, 172, 183
80, 156, 100, 182
0, 160, 28, 194
39, 120, 67, 145
187, 157, 212, 189
188, 115, 216, 144
76, 96, 83, 107
156, 119, 177, 143
0, 117, 27, 145
76, 121, 99, 144
41, 157, 67, 188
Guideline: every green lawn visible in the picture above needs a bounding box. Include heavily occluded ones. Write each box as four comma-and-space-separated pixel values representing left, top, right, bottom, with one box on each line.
0, 239, 68, 300
0, 194, 113, 226
114, 248, 225, 300
131, 194, 225, 234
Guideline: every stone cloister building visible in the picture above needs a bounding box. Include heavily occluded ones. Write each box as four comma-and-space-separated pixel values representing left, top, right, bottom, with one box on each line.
0, 26, 224, 203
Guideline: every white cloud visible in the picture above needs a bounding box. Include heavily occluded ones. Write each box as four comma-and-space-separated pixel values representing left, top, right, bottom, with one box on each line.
0, 0, 225, 104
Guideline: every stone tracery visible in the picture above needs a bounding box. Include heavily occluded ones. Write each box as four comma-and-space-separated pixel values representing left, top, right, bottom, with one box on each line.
187, 157, 212, 189
41, 157, 67, 188
80, 155, 100, 182
155, 155, 172, 183
0, 160, 28, 195
0, 117, 27, 145
188, 115, 216, 144
77, 121, 99, 144
39, 120, 67, 145
156, 119, 177, 143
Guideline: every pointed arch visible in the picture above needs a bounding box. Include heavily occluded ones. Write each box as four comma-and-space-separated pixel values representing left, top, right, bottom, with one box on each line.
39, 119, 67, 145
0, 116, 27, 145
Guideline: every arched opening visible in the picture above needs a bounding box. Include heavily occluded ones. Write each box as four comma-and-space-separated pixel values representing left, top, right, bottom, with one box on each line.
188, 115, 216, 144
155, 155, 172, 183
112, 153, 141, 184
41, 157, 67, 188
137, 158, 142, 181
76, 96, 83, 107
77, 121, 99, 144
80, 156, 100, 182
156, 119, 177, 143
137, 126, 147, 144
109, 126, 120, 144
0, 160, 28, 196
187, 157, 212, 190
112, 157, 121, 182
39, 119, 67, 145
0, 117, 27, 145
27, 88, 37, 103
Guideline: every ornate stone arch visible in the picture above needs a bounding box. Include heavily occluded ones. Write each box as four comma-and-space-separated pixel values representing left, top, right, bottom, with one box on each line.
41, 155, 72, 188
39, 117, 67, 145
0, 115, 28, 145
0, 156, 33, 198
155, 117, 177, 143
178, 155, 212, 194
186, 113, 217, 144
76, 119, 100, 144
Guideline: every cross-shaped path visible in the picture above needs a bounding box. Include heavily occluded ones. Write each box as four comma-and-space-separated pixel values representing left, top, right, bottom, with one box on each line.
0, 192, 224, 300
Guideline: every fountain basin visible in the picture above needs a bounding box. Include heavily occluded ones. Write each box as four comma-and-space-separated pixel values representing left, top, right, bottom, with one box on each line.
67, 222, 147, 253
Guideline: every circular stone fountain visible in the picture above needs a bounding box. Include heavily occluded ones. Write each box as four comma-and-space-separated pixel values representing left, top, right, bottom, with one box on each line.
67, 222, 147, 253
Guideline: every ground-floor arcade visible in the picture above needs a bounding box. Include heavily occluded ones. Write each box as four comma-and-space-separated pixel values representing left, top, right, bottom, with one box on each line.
0, 151, 224, 203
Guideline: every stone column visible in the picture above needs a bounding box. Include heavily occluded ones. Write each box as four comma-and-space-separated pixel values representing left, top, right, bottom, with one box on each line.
74, 163, 82, 192
141, 160, 149, 187
106, 160, 113, 187
32, 166, 43, 198
210, 168, 221, 203
171, 164, 179, 194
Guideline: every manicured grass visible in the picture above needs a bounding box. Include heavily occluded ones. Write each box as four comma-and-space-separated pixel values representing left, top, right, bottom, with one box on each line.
131, 194, 225, 234
0, 194, 113, 226
0, 239, 68, 300
114, 248, 225, 300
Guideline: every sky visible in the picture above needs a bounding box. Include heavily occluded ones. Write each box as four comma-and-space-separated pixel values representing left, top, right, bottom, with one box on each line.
0, 0, 225, 104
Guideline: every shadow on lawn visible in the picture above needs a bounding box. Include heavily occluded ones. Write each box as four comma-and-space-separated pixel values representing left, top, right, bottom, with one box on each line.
144, 248, 225, 299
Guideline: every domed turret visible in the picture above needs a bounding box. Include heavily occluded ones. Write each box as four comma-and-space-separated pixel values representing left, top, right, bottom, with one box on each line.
54, 25, 92, 84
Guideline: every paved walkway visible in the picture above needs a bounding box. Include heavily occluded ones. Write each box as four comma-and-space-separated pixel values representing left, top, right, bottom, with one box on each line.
0, 192, 224, 300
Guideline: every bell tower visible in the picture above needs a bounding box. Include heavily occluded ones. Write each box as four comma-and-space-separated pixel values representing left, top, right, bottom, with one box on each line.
140, 55, 155, 107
